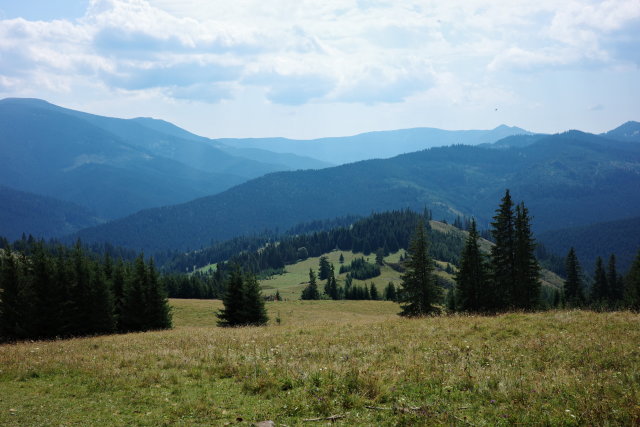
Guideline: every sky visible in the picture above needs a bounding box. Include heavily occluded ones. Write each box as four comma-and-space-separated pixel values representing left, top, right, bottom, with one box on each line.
0, 0, 638, 139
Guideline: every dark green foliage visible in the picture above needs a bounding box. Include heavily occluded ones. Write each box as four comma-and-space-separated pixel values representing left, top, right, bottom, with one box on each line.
564, 248, 584, 307
339, 257, 381, 280
489, 190, 516, 311
398, 220, 441, 316
0, 239, 170, 342
339, 253, 344, 264
486, 191, 540, 312
369, 283, 379, 300
324, 264, 339, 300
318, 256, 331, 281
384, 282, 397, 301
590, 257, 609, 307
455, 219, 489, 313
241, 274, 269, 326
513, 203, 540, 310
607, 254, 624, 304
217, 267, 246, 327
161, 210, 467, 280
375, 248, 385, 266
301, 268, 321, 300
217, 267, 268, 327
625, 250, 640, 310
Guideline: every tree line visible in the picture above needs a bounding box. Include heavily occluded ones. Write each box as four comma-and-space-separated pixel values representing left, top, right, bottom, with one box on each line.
0, 239, 171, 342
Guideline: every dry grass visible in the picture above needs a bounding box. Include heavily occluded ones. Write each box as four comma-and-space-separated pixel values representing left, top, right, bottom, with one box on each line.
1, 300, 639, 426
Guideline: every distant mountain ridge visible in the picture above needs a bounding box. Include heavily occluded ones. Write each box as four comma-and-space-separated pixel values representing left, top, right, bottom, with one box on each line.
0, 98, 330, 223
216, 124, 533, 164
73, 128, 640, 254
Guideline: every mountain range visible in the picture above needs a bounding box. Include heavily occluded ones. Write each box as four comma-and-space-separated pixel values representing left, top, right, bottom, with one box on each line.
74, 124, 640, 254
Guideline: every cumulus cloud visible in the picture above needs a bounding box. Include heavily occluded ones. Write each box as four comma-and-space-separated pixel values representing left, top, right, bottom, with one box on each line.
0, 0, 639, 107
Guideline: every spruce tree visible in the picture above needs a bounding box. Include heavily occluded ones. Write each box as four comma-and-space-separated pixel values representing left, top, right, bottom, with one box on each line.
513, 202, 540, 310
301, 268, 320, 300
0, 247, 20, 341
384, 282, 397, 301
455, 219, 488, 313
142, 259, 171, 330
398, 220, 440, 316
489, 189, 516, 311
563, 247, 584, 307
625, 249, 640, 310
241, 273, 269, 326
217, 266, 246, 327
591, 257, 609, 307
607, 254, 623, 306
120, 255, 148, 332
318, 256, 331, 281
370, 282, 379, 300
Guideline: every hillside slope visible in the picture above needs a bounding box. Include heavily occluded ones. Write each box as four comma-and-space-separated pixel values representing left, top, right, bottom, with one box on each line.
538, 216, 640, 273
75, 129, 640, 253
0, 185, 100, 240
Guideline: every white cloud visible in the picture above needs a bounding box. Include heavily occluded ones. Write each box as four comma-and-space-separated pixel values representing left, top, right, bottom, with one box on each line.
0, 0, 638, 138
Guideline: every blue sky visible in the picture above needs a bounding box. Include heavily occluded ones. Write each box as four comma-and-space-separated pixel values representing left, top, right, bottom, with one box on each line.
0, 0, 638, 138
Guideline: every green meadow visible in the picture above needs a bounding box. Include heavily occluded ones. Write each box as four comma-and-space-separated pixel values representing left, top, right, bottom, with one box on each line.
1, 299, 639, 426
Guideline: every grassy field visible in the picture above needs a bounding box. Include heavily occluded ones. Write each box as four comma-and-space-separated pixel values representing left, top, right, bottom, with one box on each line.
260, 249, 461, 300
1, 299, 639, 426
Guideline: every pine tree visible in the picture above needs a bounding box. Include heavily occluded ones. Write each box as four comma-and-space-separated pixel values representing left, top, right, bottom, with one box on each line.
339, 253, 345, 264
384, 282, 397, 301
241, 273, 268, 326
591, 257, 609, 308
370, 282, 379, 300
625, 249, 640, 310
318, 256, 331, 281
120, 255, 148, 332
513, 202, 540, 310
217, 266, 246, 327
375, 248, 385, 266
301, 268, 320, 300
0, 246, 20, 340
607, 254, 623, 306
323, 264, 339, 300
489, 189, 516, 311
455, 219, 488, 313
142, 259, 171, 330
398, 220, 440, 316
563, 247, 584, 307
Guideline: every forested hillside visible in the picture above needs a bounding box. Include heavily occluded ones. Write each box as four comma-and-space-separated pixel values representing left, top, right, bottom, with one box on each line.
75, 130, 640, 254
538, 216, 640, 273
0, 186, 100, 240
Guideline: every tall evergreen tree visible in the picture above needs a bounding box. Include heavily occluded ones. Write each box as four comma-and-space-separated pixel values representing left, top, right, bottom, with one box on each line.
318, 256, 331, 281
369, 282, 379, 300
324, 264, 339, 300
591, 257, 609, 307
455, 219, 488, 312
563, 247, 584, 307
489, 189, 516, 311
607, 254, 624, 305
0, 247, 21, 340
384, 282, 397, 301
301, 268, 320, 300
217, 266, 246, 327
398, 220, 440, 316
241, 273, 269, 326
120, 254, 148, 332
143, 259, 171, 330
625, 249, 640, 311
513, 202, 540, 310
